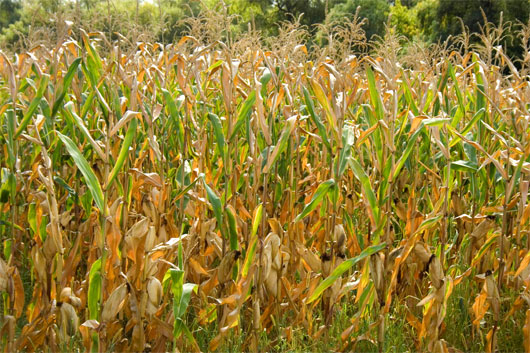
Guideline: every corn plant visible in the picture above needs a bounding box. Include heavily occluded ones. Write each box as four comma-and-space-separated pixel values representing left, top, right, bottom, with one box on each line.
0, 16, 529, 352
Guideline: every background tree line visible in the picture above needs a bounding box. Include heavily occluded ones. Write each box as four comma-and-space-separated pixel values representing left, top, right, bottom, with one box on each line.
1, 0, 529, 59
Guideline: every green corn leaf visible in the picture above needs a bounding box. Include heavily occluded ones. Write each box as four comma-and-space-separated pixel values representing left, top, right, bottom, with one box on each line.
203, 181, 223, 229
230, 91, 256, 142
262, 116, 296, 173
401, 77, 419, 116
366, 67, 384, 122
471, 233, 498, 267
88, 258, 102, 320
303, 86, 331, 151
349, 158, 379, 224
82, 33, 103, 80
506, 156, 525, 201
5, 110, 16, 169
310, 80, 338, 140
177, 318, 199, 349
259, 68, 272, 95
53, 176, 78, 200
207, 60, 223, 72
225, 206, 239, 251
414, 215, 443, 235
295, 179, 335, 222
242, 203, 262, 277
365, 68, 384, 163
28, 203, 37, 235
52, 57, 82, 117
0, 220, 23, 232
170, 268, 184, 300
80, 90, 96, 119
57, 131, 105, 213
337, 125, 356, 177
452, 160, 478, 173
448, 62, 465, 127
473, 57, 486, 113
176, 282, 198, 319
449, 108, 485, 147
307, 243, 386, 303
162, 89, 184, 147
63, 101, 106, 161
391, 124, 424, 182
0, 168, 15, 204
423, 118, 451, 126
106, 117, 137, 188
169, 267, 198, 340
207, 113, 226, 159
15, 74, 49, 138
172, 174, 204, 203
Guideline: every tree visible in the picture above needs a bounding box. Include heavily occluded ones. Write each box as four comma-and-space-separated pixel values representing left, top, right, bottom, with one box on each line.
433, 0, 530, 61
435, 0, 530, 40
275, 0, 327, 26
0, 0, 21, 31
326, 0, 390, 40
414, 0, 437, 41
390, 0, 418, 39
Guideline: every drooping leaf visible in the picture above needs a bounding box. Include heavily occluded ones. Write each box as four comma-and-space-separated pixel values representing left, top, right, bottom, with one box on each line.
307, 243, 386, 303
230, 92, 255, 142
207, 113, 226, 159
303, 86, 331, 151
106, 117, 137, 188
15, 74, 49, 138
452, 160, 478, 173
63, 101, 106, 161
295, 179, 335, 222
391, 123, 424, 182
203, 181, 223, 229
51, 57, 82, 117
57, 131, 105, 213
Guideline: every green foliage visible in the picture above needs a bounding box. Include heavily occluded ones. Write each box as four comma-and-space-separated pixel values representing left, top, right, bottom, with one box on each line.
1, 0, 530, 62
414, 0, 438, 40
226, 0, 280, 36
326, 0, 390, 40
249, 0, 345, 28
390, 0, 419, 39
435, 0, 530, 40
0, 0, 21, 30
307, 243, 386, 304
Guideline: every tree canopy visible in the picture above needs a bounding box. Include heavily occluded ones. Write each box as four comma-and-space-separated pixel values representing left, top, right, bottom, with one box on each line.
1, 0, 529, 59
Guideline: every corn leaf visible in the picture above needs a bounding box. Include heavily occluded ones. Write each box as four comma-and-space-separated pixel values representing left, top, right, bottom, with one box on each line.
303, 86, 331, 151
337, 125, 356, 177
88, 258, 102, 320
295, 179, 335, 222
106, 117, 137, 188
349, 158, 379, 224
51, 57, 82, 118
391, 123, 424, 182
208, 113, 226, 159
307, 243, 386, 303
242, 203, 262, 277
57, 131, 105, 212
203, 181, 223, 229
230, 92, 255, 142
15, 74, 49, 138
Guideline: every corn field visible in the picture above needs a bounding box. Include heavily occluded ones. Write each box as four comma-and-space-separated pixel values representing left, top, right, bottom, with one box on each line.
1, 19, 530, 352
